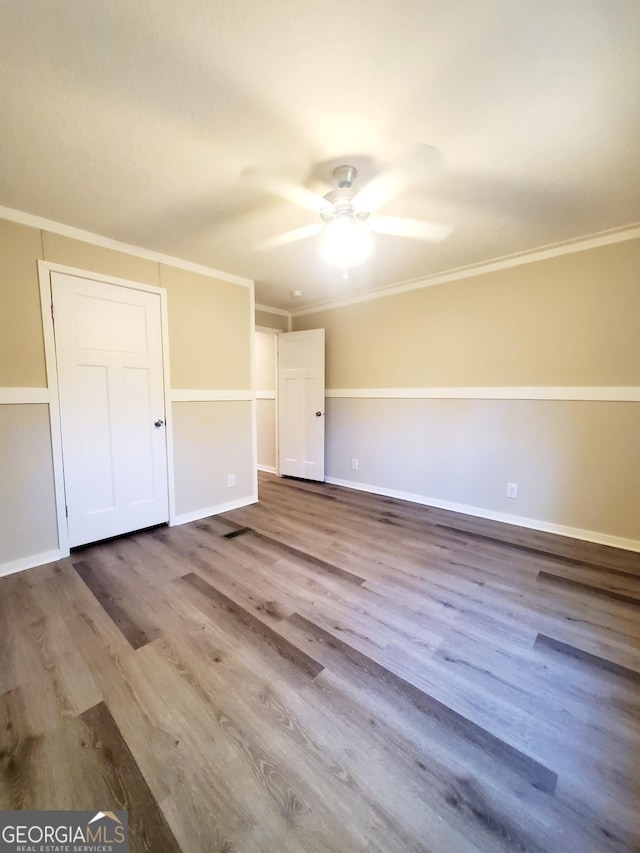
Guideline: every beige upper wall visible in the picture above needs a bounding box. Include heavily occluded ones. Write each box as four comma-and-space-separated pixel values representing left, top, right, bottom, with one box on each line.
256, 309, 288, 331
41, 231, 161, 286
0, 217, 252, 390
255, 331, 277, 393
294, 238, 640, 388
0, 220, 46, 386
160, 265, 251, 389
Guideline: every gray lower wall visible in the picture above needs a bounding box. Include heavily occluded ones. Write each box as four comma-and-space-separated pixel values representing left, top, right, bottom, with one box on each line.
0, 404, 59, 566
325, 397, 640, 544
171, 400, 255, 518
257, 398, 276, 470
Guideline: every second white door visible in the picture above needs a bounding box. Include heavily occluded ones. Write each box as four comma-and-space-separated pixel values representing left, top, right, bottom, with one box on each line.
52, 272, 169, 547
278, 329, 325, 481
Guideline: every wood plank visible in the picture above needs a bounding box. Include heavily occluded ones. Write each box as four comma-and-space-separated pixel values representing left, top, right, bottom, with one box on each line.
535, 633, 640, 683
179, 573, 324, 678
0, 694, 182, 853
79, 702, 183, 853
537, 570, 640, 608
150, 631, 478, 853
209, 516, 367, 586
285, 612, 558, 794
73, 559, 161, 649
247, 529, 367, 585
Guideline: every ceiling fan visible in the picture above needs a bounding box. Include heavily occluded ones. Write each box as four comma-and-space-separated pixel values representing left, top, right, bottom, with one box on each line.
246, 146, 452, 276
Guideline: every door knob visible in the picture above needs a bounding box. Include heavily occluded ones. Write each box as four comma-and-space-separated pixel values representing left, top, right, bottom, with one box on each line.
154, 419, 164, 428
315, 411, 323, 417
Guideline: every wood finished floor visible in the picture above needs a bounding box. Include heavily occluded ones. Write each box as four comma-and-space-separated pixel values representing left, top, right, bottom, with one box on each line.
1, 472, 640, 852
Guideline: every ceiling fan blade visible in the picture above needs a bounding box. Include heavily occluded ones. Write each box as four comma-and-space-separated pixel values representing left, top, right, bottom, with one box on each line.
369, 215, 452, 242
352, 144, 443, 213
242, 167, 333, 215
254, 223, 322, 251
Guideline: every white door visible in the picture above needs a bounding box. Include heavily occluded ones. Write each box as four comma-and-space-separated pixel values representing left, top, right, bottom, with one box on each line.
52, 272, 169, 547
278, 329, 325, 480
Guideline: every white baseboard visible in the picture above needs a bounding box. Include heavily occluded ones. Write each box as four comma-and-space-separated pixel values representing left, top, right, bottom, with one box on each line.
0, 497, 259, 578
0, 548, 67, 579
257, 464, 277, 474
325, 476, 640, 554
173, 494, 258, 526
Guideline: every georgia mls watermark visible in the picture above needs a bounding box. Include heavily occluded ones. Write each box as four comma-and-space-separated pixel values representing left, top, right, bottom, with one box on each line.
0, 811, 128, 853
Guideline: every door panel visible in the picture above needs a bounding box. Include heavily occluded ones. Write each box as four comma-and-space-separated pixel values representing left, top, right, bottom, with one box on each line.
52, 272, 169, 546
278, 329, 325, 480
122, 366, 156, 505
74, 363, 115, 515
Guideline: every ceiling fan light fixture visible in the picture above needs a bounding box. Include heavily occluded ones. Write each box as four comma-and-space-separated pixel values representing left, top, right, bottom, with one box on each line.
319, 217, 374, 270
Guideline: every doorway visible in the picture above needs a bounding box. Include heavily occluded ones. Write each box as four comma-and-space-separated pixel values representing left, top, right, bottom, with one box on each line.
254, 327, 326, 482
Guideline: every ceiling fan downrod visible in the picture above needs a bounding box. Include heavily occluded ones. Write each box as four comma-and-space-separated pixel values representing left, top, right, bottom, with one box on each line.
333, 165, 357, 188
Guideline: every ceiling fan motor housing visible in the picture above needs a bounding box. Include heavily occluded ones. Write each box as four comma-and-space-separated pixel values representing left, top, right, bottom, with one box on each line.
321, 166, 369, 224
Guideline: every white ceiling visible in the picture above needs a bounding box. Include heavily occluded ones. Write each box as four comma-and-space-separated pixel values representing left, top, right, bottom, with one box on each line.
1, 1, 639, 311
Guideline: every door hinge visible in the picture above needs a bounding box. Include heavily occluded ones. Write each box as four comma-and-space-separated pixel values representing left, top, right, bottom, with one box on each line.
51, 303, 54, 320
65, 504, 68, 518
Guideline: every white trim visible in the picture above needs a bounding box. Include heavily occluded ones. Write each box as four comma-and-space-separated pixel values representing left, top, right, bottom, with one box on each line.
38, 261, 70, 556
160, 287, 177, 526
255, 303, 290, 317
1, 205, 252, 288
325, 476, 640, 554
256, 325, 282, 334
0, 388, 50, 404
39, 260, 167, 294
272, 332, 280, 474
173, 494, 258, 526
257, 464, 277, 474
326, 386, 640, 402
170, 389, 254, 402
0, 549, 66, 579
256, 391, 276, 400
249, 283, 259, 507
292, 223, 640, 316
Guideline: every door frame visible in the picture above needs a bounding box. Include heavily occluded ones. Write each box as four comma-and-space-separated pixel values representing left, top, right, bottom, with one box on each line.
37, 260, 175, 558
255, 325, 280, 476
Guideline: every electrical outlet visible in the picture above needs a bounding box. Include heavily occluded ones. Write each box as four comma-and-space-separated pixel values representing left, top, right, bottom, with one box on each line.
227, 473, 236, 488
506, 482, 518, 499
351, 458, 359, 471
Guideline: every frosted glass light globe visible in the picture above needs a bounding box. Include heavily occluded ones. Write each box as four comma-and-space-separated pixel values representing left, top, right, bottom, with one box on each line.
319, 218, 374, 269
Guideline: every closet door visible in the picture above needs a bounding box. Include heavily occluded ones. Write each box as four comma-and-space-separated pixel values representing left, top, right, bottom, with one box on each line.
52, 272, 169, 546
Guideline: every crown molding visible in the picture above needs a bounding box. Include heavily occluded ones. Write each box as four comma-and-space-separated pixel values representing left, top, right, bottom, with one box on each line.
0, 205, 253, 288
255, 303, 291, 317
292, 222, 640, 317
